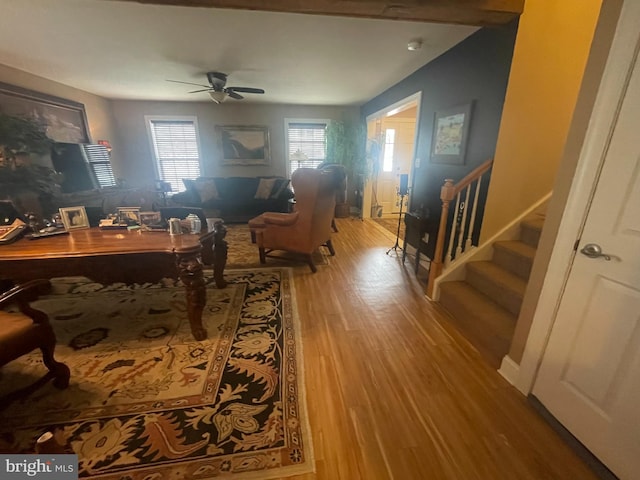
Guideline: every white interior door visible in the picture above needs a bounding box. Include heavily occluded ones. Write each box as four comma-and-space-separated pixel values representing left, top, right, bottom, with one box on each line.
532, 30, 640, 479
376, 118, 416, 216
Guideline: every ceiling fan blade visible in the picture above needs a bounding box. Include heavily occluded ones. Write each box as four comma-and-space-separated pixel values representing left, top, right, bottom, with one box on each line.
227, 87, 265, 94
188, 88, 212, 94
227, 91, 244, 100
166, 79, 210, 88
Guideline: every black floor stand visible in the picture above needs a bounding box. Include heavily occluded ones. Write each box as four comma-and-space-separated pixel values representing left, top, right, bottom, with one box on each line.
386, 194, 407, 255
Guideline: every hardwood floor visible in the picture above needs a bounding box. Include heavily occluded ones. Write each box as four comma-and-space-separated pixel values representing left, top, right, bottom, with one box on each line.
269, 217, 600, 480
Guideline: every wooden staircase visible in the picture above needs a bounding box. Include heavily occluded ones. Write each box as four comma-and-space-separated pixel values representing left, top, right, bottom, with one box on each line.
438, 213, 545, 368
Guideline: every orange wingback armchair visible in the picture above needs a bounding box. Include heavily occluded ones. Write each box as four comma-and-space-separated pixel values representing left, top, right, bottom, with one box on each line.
248, 168, 338, 272
0, 279, 70, 391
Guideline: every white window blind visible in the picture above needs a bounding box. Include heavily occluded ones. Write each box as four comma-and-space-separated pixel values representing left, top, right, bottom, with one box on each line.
148, 119, 201, 192
80, 144, 117, 188
287, 122, 327, 176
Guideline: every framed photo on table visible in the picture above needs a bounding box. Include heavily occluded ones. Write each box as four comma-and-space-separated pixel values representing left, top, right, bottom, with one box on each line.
430, 102, 473, 165
117, 207, 141, 226
216, 125, 270, 166
59, 206, 90, 231
139, 211, 162, 226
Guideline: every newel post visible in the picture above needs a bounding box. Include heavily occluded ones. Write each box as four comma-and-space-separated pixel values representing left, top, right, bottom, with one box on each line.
426, 179, 455, 298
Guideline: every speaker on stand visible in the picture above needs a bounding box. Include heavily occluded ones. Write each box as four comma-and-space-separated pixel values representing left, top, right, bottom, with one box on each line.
386, 174, 409, 255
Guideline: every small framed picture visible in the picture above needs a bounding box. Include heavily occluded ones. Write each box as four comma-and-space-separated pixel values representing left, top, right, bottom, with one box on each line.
59, 206, 90, 231
430, 102, 473, 165
139, 211, 162, 226
117, 207, 141, 225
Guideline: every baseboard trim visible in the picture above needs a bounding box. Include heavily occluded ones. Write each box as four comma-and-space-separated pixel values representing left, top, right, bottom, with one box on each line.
498, 355, 520, 385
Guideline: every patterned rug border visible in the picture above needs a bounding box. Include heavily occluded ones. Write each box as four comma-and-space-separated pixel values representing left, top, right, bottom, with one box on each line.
1, 267, 316, 480
276, 267, 316, 480
224, 267, 315, 480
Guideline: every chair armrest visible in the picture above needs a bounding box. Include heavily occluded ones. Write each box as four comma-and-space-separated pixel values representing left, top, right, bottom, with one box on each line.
261, 212, 299, 226
0, 279, 51, 308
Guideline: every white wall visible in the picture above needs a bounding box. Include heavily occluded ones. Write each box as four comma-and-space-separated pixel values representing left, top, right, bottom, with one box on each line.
110, 100, 359, 187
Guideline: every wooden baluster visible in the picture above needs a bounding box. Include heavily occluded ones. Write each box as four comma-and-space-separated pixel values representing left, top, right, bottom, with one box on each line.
465, 175, 483, 251
426, 179, 455, 298
445, 191, 461, 267
426, 159, 493, 299
456, 186, 471, 257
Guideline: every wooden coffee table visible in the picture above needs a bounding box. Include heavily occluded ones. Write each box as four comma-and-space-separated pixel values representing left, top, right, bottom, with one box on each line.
0, 226, 228, 341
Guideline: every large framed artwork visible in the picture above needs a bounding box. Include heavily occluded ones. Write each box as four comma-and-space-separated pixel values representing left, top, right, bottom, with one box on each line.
430, 102, 473, 165
0, 81, 91, 144
216, 125, 270, 166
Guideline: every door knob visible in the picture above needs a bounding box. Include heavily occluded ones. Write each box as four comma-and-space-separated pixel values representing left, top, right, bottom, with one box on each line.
580, 243, 611, 261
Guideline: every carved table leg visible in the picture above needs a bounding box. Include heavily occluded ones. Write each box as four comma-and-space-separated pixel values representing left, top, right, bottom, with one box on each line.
176, 251, 207, 341
212, 221, 228, 289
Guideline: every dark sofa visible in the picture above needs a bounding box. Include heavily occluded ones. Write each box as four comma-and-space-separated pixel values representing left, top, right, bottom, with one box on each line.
169, 176, 293, 223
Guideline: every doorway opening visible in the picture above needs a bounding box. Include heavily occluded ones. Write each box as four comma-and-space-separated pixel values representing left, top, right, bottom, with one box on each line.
363, 93, 421, 224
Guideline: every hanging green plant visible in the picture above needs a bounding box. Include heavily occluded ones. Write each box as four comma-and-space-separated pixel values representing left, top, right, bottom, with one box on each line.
325, 118, 369, 179
0, 113, 60, 202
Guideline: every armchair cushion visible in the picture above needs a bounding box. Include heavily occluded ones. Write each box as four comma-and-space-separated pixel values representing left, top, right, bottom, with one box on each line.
1, 314, 34, 341
261, 211, 299, 226
247, 168, 339, 272
0, 279, 70, 391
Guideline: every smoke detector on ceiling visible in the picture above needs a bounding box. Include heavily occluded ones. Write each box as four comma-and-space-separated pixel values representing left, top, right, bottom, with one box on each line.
407, 39, 422, 51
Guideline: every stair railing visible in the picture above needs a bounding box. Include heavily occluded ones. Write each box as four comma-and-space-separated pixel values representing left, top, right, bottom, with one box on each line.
426, 158, 493, 298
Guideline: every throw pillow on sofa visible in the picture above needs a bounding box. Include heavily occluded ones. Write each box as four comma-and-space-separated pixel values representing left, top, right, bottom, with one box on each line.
254, 178, 278, 199
194, 178, 219, 203
270, 178, 291, 199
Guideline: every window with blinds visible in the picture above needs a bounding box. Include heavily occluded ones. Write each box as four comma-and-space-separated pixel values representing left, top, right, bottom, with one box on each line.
286, 121, 327, 177
147, 118, 202, 192
80, 144, 117, 188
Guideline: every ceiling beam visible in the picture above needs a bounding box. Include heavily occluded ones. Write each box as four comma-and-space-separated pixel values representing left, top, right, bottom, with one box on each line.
107, 0, 524, 26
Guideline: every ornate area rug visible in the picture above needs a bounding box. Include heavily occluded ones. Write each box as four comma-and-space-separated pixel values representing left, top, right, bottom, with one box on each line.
225, 224, 329, 269
0, 269, 314, 479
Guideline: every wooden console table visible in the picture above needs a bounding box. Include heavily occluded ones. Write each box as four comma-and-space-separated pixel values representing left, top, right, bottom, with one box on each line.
402, 211, 436, 273
0, 226, 228, 341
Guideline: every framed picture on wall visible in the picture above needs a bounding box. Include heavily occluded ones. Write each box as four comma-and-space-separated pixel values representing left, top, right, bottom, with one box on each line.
430, 102, 473, 165
0, 81, 91, 144
216, 125, 270, 166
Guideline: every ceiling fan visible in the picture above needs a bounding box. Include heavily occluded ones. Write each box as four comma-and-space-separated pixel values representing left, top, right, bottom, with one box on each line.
167, 72, 265, 103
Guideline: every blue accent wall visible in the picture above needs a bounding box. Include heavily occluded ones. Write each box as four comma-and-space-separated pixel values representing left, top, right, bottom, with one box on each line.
362, 21, 518, 253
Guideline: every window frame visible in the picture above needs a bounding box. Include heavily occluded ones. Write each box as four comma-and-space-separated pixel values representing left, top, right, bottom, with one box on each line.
284, 118, 331, 178
144, 115, 203, 193
80, 143, 117, 188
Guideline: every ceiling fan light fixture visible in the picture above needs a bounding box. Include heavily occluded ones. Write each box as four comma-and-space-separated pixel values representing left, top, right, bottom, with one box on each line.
208, 91, 227, 103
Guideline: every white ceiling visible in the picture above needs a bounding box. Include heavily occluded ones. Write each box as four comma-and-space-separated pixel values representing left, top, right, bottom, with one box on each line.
1, 0, 477, 106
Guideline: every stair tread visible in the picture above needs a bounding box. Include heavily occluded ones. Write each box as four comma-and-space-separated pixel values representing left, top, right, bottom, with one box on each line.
521, 214, 545, 232
440, 281, 517, 324
438, 281, 517, 368
467, 261, 528, 296
494, 240, 537, 260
